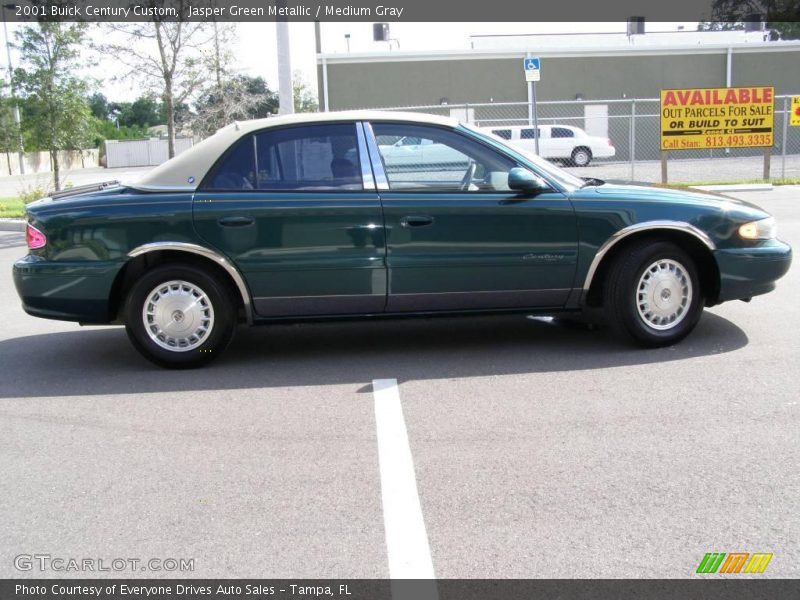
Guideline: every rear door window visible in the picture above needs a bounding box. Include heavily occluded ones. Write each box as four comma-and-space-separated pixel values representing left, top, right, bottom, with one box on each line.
203, 123, 363, 191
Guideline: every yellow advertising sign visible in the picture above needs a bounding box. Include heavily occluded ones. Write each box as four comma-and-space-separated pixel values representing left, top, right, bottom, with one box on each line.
791, 96, 800, 127
660, 86, 774, 150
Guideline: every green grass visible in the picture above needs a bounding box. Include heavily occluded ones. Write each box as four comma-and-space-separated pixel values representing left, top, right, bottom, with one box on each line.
0, 197, 24, 219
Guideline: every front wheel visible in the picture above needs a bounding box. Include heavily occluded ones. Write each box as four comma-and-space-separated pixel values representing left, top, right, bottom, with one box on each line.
124, 263, 236, 368
604, 241, 704, 347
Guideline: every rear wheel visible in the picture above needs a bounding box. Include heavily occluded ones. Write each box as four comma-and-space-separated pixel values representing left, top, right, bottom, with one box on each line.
124, 263, 236, 368
604, 241, 704, 347
571, 146, 592, 167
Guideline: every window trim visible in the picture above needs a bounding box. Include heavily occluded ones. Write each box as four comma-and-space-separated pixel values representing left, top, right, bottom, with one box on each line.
355, 122, 376, 191
198, 121, 373, 194
363, 121, 390, 191
551, 127, 575, 139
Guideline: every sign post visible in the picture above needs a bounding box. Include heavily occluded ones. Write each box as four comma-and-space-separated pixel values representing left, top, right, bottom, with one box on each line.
524, 56, 541, 155
784, 96, 800, 178
659, 86, 775, 182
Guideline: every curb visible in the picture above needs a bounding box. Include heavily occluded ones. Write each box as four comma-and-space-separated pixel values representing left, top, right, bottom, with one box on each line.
0, 219, 25, 232
693, 183, 774, 193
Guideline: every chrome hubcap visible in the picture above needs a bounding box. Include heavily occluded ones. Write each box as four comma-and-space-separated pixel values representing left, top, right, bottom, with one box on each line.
142, 280, 214, 352
636, 259, 692, 331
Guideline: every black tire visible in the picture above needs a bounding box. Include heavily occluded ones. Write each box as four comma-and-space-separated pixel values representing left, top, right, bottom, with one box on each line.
604, 240, 704, 347
124, 263, 236, 368
571, 146, 592, 167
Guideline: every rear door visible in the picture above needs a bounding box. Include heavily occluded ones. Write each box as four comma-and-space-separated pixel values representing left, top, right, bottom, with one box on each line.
366, 121, 578, 312
527, 126, 555, 158
549, 127, 577, 159
193, 121, 387, 317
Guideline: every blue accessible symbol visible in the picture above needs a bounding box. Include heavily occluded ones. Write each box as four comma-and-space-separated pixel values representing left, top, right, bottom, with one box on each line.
524, 57, 541, 82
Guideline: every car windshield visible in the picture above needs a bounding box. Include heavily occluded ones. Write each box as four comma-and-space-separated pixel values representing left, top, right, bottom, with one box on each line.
462, 123, 586, 190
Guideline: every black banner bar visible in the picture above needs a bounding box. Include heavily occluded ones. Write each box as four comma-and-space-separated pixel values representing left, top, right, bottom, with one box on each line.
3, 579, 800, 600
2, 0, 791, 23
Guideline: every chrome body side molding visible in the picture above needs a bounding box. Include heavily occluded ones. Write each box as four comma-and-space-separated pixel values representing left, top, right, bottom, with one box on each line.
127, 242, 253, 324
582, 221, 717, 291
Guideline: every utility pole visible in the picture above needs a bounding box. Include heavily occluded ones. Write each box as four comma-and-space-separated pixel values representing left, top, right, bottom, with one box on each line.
275, 1, 293, 115
2, 5, 24, 174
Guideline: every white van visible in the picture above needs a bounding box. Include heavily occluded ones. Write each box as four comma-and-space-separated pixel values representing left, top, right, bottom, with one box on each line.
488, 125, 615, 167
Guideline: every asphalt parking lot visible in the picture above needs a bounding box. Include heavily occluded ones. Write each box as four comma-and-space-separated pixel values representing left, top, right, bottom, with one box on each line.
0, 187, 798, 579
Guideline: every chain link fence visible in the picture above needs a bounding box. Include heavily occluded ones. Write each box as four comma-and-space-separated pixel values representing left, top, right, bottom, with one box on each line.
372, 96, 800, 185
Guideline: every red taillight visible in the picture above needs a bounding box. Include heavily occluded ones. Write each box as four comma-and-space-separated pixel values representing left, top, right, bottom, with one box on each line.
607, 138, 614, 147
26, 224, 46, 250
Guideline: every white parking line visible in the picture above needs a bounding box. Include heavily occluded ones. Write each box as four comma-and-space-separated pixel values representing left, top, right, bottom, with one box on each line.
372, 378, 436, 579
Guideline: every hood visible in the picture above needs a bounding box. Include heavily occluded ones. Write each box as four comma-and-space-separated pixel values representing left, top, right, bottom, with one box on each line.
579, 181, 770, 218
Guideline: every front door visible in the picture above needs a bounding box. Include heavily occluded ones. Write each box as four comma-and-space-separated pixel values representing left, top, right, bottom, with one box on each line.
193, 122, 386, 317
366, 122, 578, 312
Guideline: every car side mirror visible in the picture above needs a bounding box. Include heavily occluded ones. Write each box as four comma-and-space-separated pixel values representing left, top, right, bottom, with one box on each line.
508, 167, 549, 194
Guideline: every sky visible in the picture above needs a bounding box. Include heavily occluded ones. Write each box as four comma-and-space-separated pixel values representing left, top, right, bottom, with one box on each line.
2, 21, 698, 103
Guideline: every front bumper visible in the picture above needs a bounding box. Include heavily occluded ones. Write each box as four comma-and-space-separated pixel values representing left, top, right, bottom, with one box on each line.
12, 255, 123, 323
715, 239, 792, 302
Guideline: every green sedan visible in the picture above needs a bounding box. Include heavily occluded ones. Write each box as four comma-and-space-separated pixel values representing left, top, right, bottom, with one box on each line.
12, 112, 792, 367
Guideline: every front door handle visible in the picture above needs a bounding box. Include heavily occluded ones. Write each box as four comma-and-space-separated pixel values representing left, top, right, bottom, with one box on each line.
218, 216, 255, 227
400, 215, 435, 228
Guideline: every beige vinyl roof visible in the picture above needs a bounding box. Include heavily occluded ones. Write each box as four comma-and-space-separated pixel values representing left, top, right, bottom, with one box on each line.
129, 110, 460, 192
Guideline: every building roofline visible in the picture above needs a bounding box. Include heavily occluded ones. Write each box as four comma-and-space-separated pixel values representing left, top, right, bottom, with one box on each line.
317, 41, 800, 64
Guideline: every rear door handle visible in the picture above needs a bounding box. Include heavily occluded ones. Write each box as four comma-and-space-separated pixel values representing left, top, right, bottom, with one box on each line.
400, 215, 434, 228
218, 216, 255, 227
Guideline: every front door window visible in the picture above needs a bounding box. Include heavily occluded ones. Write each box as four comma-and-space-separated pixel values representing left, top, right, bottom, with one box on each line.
372, 123, 516, 193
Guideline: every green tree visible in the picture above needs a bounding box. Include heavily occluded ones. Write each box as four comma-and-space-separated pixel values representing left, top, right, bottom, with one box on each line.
699, 1, 800, 39
89, 118, 150, 148
293, 72, 318, 113
0, 80, 22, 175
192, 75, 279, 138
88, 92, 111, 120
15, 22, 93, 191
116, 96, 164, 129
189, 23, 278, 138
105, 13, 211, 158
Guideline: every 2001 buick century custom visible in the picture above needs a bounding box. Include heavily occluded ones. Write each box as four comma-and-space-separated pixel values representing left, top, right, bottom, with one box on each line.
13, 112, 791, 367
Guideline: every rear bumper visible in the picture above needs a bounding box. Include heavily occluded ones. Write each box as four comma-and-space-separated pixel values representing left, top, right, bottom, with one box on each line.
715, 240, 792, 302
591, 146, 616, 159
12, 255, 122, 323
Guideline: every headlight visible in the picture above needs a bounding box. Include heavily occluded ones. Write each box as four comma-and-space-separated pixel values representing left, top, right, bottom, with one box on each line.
738, 217, 776, 240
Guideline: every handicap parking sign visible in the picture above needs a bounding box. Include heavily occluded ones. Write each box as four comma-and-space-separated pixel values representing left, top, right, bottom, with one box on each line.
524, 57, 541, 82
